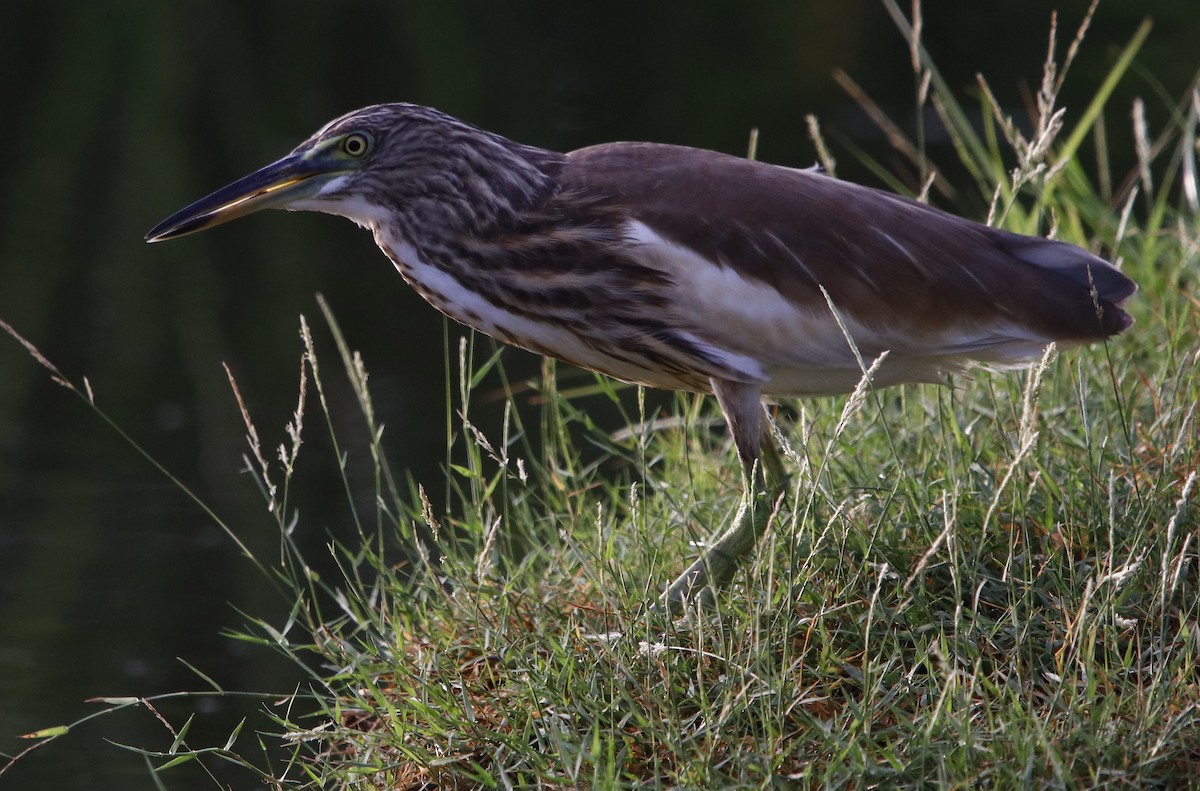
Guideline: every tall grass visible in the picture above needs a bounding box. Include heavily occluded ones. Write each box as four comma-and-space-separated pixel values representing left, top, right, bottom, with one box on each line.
5, 4, 1199, 788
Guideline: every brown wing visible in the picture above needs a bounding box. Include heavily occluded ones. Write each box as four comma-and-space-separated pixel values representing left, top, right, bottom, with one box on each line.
563, 142, 1134, 347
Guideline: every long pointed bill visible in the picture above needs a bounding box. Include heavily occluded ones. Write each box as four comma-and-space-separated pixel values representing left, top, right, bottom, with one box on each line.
145, 152, 342, 242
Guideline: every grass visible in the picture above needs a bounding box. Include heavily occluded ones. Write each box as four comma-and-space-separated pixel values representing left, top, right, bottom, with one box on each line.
5, 4, 1200, 788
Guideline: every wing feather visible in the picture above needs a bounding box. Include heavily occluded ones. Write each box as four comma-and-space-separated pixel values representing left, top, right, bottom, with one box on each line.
563, 142, 1134, 359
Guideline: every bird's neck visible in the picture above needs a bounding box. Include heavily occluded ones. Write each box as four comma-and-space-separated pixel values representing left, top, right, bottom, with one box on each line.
384, 140, 566, 253
452, 139, 566, 228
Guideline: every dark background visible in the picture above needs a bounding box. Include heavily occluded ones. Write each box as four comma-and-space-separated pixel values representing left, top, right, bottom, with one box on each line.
1, 1, 1195, 787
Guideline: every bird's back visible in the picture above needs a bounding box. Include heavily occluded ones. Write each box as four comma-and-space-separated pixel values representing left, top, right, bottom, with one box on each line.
557, 142, 1134, 394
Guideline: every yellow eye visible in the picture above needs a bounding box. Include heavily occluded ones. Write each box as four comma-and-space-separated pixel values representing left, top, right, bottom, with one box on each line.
342, 132, 371, 157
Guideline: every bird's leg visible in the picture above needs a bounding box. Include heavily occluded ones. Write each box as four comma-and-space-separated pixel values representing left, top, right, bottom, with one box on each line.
660, 380, 789, 612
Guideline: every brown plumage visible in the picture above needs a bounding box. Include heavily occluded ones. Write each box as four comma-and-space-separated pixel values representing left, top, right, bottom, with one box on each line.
146, 103, 1135, 609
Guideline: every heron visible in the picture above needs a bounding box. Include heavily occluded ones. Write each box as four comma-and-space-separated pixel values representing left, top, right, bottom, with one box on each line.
146, 103, 1135, 610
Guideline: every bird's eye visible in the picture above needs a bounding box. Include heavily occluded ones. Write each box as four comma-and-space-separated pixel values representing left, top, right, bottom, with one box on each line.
341, 132, 371, 157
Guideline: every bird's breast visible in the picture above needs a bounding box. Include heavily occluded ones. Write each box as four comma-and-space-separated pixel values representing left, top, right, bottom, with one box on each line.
372, 226, 719, 391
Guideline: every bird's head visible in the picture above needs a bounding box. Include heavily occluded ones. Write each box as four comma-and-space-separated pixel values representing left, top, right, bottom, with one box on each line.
146, 103, 557, 243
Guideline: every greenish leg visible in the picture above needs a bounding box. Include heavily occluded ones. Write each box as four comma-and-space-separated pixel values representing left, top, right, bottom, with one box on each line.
659, 433, 789, 612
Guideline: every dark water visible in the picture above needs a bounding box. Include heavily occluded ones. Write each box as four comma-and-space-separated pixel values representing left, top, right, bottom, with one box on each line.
1, 2, 1195, 787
